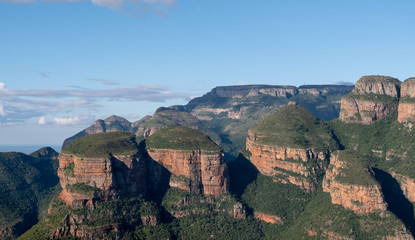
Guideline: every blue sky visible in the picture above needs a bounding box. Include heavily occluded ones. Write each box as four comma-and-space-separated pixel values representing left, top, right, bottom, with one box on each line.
0, 0, 414, 147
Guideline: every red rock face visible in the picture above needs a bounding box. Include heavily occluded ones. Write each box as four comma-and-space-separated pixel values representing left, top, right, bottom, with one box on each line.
147, 149, 229, 197
398, 78, 415, 123
339, 96, 398, 124
352, 75, 400, 97
339, 75, 400, 125
322, 155, 387, 215
392, 172, 415, 203
58, 153, 147, 208
254, 212, 283, 224
246, 131, 326, 191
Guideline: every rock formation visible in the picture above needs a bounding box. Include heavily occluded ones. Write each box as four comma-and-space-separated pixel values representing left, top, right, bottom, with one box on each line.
398, 78, 415, 123
322, 152, 387, 215
340, 75, 401, 124
246, 105, 337, 191
145, 126, 229, 197
58, 132, 147, 208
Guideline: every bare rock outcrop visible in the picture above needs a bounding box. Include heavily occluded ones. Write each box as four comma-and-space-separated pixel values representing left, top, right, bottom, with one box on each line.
246, 131, 327, 191
322, 152, 387, 215
146, 148, 229, 197
398, 78, 415, 123
58, 153, 147, 208
340, 75, 400, 124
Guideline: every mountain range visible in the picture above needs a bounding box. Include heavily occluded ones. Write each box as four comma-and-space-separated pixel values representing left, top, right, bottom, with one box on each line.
2, 76, 415, 239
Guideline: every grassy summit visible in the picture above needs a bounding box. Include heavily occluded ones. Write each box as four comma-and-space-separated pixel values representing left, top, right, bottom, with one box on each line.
62, 131, 138, 158
250, 104, 338, 151
145, 126, 221, 151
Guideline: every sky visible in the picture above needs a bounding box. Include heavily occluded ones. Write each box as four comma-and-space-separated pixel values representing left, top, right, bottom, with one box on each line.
0, 0, 415, 148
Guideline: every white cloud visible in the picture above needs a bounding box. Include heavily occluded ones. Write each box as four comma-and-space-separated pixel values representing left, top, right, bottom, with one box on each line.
0, 82, 5, 89
53, 115, 95, 126
54, 116, 81, 125
38, 116, 46, 125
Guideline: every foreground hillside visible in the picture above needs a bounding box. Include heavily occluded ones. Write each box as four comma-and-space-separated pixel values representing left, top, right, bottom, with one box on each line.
0, 147, 59, 240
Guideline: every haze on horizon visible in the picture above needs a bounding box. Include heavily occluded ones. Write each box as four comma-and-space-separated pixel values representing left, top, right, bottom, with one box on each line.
0, 0, 414, 147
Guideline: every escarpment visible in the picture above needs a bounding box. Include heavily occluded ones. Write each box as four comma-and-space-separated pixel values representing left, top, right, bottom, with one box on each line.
322, 151, 387, 215
246, 105, 338, 191
340, 75, 401, 124
145, 126, 229, 197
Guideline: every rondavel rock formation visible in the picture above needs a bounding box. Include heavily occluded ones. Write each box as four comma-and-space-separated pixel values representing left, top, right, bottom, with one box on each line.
246, 104, 337, 191
322, 152, 387, 215
145, 126, 229, 197
398, 78, 415, 123
339, 75, 401, 124
59, 129, 229, 208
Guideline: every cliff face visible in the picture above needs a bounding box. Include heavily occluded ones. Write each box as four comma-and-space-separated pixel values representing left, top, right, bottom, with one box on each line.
58, 153, 147, 208
322, 154, 387, 215
392, 172, 415, 203
146, 148, 229, 197
246, 131, 326, 191
398, 78, 415, 123
339, 75, 400, 124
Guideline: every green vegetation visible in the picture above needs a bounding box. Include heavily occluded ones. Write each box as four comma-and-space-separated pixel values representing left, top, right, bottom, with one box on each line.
67, 183, 102, 194
251, 105, 339, 151
62, 131, 138, 158
280, 188, 406, 239
329, 114, 415, 178
0, 150, 60, 239
63, 162, 75, 177
333, 150, 378, 186
145, 126, 221, 151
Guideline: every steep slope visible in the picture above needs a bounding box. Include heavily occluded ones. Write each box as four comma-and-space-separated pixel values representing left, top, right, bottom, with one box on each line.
339, 75, 401, 124
59, 132, 147, 208
0, 148, 59, 239
398, 77, 415, 123
145, 126, 229, 197
246, 104, 338, 191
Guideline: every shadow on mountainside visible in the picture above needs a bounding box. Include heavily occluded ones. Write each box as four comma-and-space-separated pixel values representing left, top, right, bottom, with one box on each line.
373, 168, 415, 237
228, 153, 259, 200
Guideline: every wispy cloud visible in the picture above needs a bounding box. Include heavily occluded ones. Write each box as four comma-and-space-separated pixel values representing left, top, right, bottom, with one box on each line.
0, 82, 191, 125
37, 71, 52, 78
1, 0, 177, 16
88, 78, 120, 86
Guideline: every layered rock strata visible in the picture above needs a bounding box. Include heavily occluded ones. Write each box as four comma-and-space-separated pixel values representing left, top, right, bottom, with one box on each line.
246, 131, 327, 191
340, 75, 401, 124
398, 78, 415, 123
322, 154, 387, 215
58, 153, 147, 208
146, 149, 229, 197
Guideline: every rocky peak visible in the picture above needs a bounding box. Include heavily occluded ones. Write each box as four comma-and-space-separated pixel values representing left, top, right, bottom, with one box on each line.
400, 78, 415, 98
398, 78, 415, 123
353, 75, 401, 97
340, 75, 401, 124
104, 115, 131, 128
58, 132, 146, 208
322, 151, 387, 215
246, 105, 338, 191
145, 126, 229, 197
